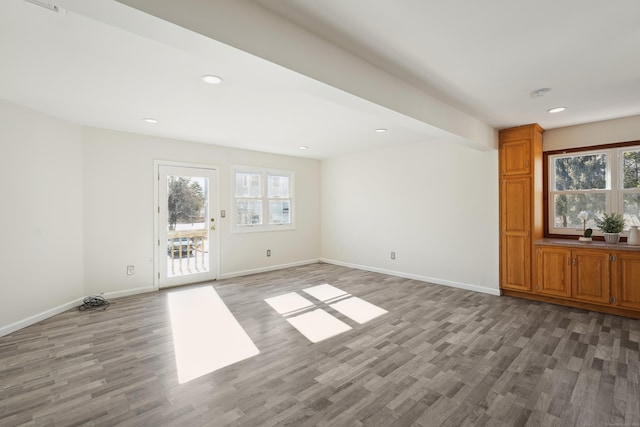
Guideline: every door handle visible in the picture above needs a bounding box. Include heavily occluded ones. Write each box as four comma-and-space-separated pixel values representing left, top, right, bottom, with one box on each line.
210, 218, 216, 231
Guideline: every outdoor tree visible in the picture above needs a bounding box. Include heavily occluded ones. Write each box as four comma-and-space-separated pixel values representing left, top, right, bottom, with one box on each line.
554, 154, 606, 227
623, 150, 640, 225
623, 150, 640, 189
168, 177, 204, 230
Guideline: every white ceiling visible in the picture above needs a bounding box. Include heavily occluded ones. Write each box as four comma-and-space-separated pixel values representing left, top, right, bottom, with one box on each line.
1, 0, 639, 159
255, 0, 640, 130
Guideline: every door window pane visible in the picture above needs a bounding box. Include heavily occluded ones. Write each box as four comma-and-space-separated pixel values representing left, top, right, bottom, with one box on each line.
236, 200, 262, 225
269, 200, 290, 224
168, 176, 206, 231
554, 154, 607, 190
553, 193, 606, 229
235, 172, 261, 198
267, 175, 290, 198
165, 174, 210, 279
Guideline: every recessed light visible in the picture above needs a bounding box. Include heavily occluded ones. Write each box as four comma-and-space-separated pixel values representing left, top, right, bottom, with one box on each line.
143, 118, 159, 124
548, 107, 567, 114
299, 146, 309, 150
375, 128, 387, 133
201, 75, 223, 85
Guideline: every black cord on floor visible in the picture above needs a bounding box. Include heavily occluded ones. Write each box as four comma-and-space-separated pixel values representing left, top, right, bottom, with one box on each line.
79, 295, 110, 311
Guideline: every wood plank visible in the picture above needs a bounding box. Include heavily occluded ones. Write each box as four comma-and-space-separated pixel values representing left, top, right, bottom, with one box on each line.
1, 263, 639, 426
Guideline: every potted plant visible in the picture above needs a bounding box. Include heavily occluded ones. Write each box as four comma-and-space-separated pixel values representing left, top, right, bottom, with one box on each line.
577, 211, 593, 242
595, 212, 625, 244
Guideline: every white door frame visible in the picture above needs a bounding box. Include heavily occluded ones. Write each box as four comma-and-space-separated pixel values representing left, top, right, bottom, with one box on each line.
154, 160, 221, 290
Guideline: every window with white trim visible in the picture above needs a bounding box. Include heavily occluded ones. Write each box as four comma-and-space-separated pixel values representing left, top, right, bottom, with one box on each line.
233, 167, 294, 232
548, 145, 640, 235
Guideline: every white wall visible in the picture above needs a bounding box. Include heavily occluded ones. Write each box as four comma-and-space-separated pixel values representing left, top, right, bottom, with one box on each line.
321, 139, 499, 294
544, 115, 640, 151
82, 127, 321, 295
0, 100, 84, 333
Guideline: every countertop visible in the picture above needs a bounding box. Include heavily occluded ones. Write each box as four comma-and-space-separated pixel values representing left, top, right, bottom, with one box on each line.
536, 238, 640, 252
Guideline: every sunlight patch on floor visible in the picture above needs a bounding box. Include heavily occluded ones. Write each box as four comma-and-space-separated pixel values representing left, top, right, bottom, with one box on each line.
330, 296, 388, 324
266, 285, 387, 343
286, 309, 352, 343
264, 292, 315, 316
302, 284, 349, 302
168, 286, 259, 384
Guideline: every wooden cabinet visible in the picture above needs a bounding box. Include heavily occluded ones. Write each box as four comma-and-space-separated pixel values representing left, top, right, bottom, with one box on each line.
500, 176, 531, 291
499, 124, 543, 293
501, 139, 531, 176
536, 246, 571, 297
612, 252, 640, 310
533, 242, 640, 318
498, 123, 640, 318
572, 250, 610, 305
535, 247, 610, 303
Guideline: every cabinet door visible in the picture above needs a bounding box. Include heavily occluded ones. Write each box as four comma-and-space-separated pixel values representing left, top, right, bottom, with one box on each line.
500, 139, 531, 176
500, 177, 531, 291
572, 250, 610, 305
613, 252, 640, 310
537, 247, 571, 297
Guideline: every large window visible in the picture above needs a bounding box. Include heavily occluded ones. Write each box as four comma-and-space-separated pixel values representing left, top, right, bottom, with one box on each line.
548, 145, 640, 235
233, 167, 294, 232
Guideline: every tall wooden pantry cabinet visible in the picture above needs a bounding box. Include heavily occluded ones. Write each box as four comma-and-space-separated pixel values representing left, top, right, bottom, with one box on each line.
499, 124, 544, 294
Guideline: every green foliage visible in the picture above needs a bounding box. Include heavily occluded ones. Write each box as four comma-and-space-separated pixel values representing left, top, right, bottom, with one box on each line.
554, 154, 607, 227
595, 212, 625, 233
168, 177, 205, 230
623, 150, 640, 189
555, 154, 606, 191
584, 228, 593, 238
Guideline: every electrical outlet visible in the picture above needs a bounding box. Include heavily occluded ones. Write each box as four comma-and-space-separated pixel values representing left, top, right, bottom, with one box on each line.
390, 252, 396, 260
127, 265, 135, 275
267, 249, 271, 257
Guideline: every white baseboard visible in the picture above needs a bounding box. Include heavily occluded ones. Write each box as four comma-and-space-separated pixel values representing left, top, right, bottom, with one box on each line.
220, 259, 320, 280
101, 285, 156, 300
0, 286, 157, 338
0, 298, 83, 338
320, 258, 500, 296
1, 260, 496, 338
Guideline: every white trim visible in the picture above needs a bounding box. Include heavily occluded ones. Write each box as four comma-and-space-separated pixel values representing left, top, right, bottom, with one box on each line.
548, 145, 640, 235
0, 298, 83, 337
102, 285, 156, 300
0, 286, 157, 337
231, 165, 296, 233
320, 258, 501, 296
219, 259, 319, 279
154, 160, 221, 290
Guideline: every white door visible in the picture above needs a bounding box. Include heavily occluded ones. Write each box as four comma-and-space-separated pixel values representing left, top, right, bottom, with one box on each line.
157, 164, 219, 288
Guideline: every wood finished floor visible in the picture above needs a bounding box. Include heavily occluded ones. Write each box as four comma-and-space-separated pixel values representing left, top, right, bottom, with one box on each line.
1, 263, 639, 427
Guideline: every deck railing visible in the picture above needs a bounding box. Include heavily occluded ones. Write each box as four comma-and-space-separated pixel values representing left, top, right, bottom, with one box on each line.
167, 229, 208, 276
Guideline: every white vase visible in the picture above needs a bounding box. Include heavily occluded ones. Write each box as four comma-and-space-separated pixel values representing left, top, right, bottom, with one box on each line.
604, 232, 621, 244
628, 226, 640, 246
